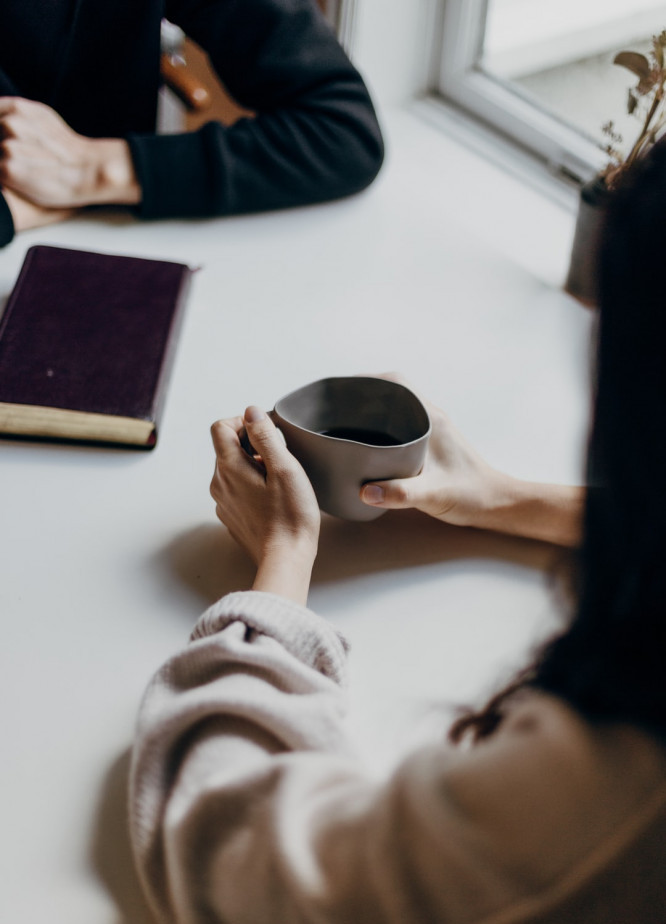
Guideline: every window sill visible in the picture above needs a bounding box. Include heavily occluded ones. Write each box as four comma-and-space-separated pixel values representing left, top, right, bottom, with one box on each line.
383, 99, 578, 287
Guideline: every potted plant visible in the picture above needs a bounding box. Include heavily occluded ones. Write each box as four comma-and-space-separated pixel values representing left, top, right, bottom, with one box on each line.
565, 30, 666, 305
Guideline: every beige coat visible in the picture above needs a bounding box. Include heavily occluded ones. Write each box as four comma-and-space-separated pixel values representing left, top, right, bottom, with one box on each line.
130, 591, 666, 924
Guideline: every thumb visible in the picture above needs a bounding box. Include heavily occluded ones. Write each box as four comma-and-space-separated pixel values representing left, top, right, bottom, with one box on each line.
360, 478, 416, 510
243, 406, 289, 471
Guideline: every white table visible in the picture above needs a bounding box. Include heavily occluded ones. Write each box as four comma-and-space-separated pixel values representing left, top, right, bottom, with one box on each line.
0, 110, 594, 923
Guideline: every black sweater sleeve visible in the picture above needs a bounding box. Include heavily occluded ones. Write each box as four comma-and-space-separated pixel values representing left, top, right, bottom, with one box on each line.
0, 192, 15, 248
127, 0, 384, 220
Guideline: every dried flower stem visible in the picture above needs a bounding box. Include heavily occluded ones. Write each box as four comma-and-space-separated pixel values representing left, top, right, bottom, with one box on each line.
601, 31, 666, 189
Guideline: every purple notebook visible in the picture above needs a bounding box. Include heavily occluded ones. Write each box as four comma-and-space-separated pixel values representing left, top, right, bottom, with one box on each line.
0, 245, 192, 448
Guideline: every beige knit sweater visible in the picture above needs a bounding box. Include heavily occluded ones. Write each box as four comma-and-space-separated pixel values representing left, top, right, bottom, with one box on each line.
129, 591, 666, 924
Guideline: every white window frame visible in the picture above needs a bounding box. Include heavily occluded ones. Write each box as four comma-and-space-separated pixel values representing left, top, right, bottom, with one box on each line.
436, 0, 607, 183
334, 0, 359, 54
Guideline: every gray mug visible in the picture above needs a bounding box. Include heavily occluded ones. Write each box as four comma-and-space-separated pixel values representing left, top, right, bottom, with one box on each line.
271, 376, 431, 520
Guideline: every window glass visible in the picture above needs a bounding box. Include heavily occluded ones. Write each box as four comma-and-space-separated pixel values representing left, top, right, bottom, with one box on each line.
482, 0, 665, 150
437, 0, 666, 180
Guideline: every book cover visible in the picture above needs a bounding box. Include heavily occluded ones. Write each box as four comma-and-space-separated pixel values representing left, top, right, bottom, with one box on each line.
0, 245, 192, 448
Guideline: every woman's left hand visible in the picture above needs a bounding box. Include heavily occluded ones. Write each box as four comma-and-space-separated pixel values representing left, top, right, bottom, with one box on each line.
210, 406, 320, 604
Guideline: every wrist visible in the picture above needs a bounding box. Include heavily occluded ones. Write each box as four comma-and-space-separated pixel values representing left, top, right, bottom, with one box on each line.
253, 542, 317, 606
474, 474, 584, 547
436, 467, 515, 530
89, 139, 141, 205
472, 471, 525, 530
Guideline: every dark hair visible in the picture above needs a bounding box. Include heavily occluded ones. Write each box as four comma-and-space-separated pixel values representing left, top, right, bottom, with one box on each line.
451, 141, 666, 744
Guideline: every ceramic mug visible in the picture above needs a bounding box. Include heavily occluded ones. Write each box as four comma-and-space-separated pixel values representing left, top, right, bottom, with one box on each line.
271, 376, 431, 520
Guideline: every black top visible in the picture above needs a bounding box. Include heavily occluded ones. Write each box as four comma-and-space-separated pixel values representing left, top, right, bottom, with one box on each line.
0, 0, 384, 246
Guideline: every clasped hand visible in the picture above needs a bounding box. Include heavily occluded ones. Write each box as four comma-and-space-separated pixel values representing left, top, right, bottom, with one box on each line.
0, 97, 140, 230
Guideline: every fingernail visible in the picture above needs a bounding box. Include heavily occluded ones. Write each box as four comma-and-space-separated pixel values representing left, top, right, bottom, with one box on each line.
362, 484, 385, 504
245, 406, 266, 423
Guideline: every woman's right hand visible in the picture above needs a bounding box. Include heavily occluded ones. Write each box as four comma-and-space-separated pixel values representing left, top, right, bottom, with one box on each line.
360, 397, 504, 528
360, 378, 584, 547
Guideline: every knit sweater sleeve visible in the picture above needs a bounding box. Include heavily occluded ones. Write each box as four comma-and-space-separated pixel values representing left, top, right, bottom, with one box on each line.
130, 589, 522, 924
130, 590, 356, 923
0, 192, 15, 248
128, 590, 666, 924
127, 0, 384, 220
128, 589, 542, 924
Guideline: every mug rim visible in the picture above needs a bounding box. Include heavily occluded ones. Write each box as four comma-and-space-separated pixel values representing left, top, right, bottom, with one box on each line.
273, 375, 432, 447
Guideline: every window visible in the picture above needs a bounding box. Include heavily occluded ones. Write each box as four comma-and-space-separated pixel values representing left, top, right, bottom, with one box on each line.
437, 0, 666, 183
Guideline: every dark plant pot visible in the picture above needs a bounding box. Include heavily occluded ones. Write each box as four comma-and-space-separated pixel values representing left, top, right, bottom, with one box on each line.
565, 176, 610, 307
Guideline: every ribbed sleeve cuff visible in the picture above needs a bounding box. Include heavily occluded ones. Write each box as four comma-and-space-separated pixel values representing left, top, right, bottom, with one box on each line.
191, 591, 350, 686
0, 193, 15, 248
127, 127, 223, 220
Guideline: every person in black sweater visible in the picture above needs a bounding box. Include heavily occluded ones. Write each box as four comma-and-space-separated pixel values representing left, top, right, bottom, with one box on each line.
0, 0, 384, 247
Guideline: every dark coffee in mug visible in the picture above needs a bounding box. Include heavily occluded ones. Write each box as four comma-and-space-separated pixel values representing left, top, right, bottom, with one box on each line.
319, 427, 402, 446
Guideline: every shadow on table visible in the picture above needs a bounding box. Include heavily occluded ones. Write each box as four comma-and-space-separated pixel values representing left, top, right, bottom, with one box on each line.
91, 750, 158, 924
160, 509, 569, 608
